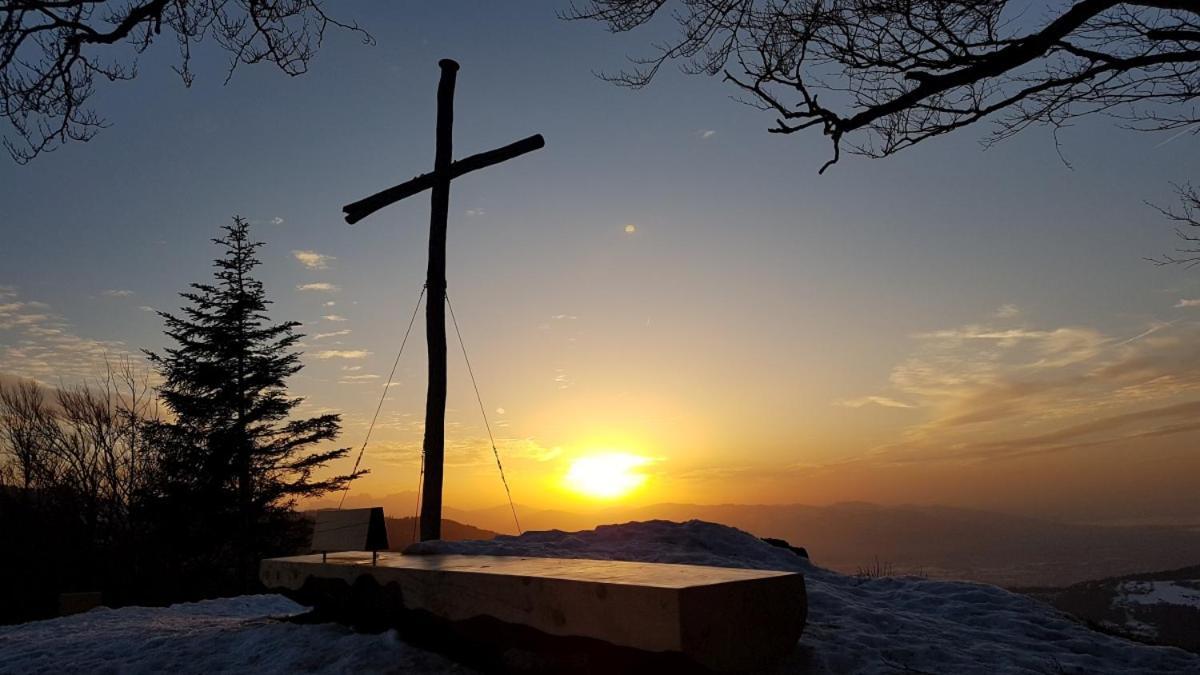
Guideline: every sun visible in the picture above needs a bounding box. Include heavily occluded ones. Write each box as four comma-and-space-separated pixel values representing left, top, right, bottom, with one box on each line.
564, 452, 651, 499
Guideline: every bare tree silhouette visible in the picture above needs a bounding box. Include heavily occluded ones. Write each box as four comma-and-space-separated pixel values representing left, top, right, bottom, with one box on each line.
568, 0, 1199, 172
1151, 183, 1200, 266
0, 360, 158, 535
0, 0, 371, 162
0, 361, 160, 621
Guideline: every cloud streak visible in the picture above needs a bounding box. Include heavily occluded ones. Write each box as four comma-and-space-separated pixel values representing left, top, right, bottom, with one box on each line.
293, 250, 334, 270
845, 312, 1200, 465
297, 282, 339, 292
0, 289, 141, 384
836, 396, 914, 409
313, 349, 370, 359
994, 303, 1019, 318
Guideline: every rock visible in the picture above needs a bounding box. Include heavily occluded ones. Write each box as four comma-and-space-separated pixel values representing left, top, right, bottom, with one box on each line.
761, 537, 809, 560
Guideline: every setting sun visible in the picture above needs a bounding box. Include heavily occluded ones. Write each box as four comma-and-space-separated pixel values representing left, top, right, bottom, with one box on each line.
564, 452, 652, 499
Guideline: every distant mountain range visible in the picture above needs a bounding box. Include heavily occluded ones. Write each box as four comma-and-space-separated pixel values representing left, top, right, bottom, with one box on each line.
316, 493, 1200, 587
382, 517, 497, 549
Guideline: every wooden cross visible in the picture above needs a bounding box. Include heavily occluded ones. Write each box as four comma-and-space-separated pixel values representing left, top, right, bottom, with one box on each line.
342, 59, 544, 542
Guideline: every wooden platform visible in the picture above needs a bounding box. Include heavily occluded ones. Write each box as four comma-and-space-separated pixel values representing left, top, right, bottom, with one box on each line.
261, 552, 806, 672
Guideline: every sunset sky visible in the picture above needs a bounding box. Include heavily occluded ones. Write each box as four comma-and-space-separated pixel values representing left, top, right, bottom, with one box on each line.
2, 3, 1198, 526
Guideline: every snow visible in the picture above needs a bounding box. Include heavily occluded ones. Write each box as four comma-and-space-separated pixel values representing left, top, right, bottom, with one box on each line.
1116, 579, 1200, 608
4, 519, 1198, 674
0, 594, 472, 675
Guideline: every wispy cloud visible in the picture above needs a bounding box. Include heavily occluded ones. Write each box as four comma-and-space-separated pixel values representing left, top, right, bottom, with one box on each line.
292, 250, 334, 270
699, 129, 716, 139
101, 289, 134, 297
847, 312, 1200, 465
364, 436, 562, 469
922, 400, 1200, 463
322, 314, 347, 322
1176, 299, 1200, 308
466, 208, 485, 217
297, 282, 339, 292
553, 368, 571, 389
0, 290, 141, 384
910, 325, 1107, 366
271, 217, 285, 225
313, 349, 370, 359
836, 396, 914, 409
0, 302, 51, 329
313, 329, 351, 340
994, 303, 1019, 318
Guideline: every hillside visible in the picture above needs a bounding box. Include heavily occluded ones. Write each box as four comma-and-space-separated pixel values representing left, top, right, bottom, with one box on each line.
382, 517, 498, 549
299, 508, 498, 550
5, 520, 1197, 674
1020, 565, 1200, 653
305, 497, 1200, 586
440, 501, 1200, 587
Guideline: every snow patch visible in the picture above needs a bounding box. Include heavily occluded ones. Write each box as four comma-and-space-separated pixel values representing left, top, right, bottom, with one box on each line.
4, 520, 1198, 674
1116, 580, 1200, 608
0, 594, 471, 674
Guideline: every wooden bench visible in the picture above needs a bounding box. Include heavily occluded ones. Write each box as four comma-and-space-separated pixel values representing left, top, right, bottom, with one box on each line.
308, 507, 388, 561
260, 551, 806, 672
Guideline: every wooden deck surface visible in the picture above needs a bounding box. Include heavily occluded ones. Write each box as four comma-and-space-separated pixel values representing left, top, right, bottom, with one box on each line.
270, 551, 795, 586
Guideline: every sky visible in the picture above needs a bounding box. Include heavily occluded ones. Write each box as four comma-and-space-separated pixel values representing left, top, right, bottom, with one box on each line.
1, 2, 1198, 525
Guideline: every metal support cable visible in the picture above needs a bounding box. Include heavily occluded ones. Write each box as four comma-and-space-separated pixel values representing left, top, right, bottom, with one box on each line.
337, 285, 426, 509
445, 291, 522, 535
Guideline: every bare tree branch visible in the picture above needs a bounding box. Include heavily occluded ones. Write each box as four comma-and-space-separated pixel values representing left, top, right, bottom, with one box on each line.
567, 0, 1200, 171
1, 0, 373, 163
1149, 183, 1200, 267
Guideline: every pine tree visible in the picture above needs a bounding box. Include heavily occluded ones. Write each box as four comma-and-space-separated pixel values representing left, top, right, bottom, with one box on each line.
144, 216, 359, 593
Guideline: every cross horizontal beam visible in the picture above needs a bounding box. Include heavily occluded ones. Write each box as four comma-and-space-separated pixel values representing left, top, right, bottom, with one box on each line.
343, 134, 545, 225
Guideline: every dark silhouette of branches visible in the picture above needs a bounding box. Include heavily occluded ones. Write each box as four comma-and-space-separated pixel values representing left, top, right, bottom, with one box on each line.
1150, 184, 1200, 266
0, 360, 162, 620
1, 0, 372, 163
0, 378, 59, 490
0, 359, 158, 525
567, 0, 1200, 172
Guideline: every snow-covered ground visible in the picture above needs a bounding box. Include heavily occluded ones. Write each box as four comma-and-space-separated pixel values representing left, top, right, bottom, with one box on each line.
3, 520, 1198, 674
0, 594, 472, 675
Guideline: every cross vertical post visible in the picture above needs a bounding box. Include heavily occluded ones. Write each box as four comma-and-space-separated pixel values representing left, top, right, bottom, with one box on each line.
341, 59, 543, 542
420, 59, 458, 542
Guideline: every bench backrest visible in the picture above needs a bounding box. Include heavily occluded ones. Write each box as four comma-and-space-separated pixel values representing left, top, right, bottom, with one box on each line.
311, 507, 389, 553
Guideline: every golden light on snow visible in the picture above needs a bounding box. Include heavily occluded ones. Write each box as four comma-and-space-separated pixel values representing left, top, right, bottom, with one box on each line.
564, 452, 651, 499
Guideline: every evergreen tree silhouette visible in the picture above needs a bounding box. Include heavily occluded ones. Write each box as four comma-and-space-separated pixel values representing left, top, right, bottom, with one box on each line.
144, 216, 360, 593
